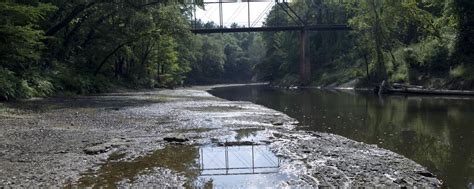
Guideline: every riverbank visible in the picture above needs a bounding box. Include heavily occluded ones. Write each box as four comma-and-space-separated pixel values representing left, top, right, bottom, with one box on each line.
0, 85, 441, 187
272, 79, 474, 97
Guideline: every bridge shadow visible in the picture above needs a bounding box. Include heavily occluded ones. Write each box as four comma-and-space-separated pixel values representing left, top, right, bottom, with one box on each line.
1, 92, 166, 113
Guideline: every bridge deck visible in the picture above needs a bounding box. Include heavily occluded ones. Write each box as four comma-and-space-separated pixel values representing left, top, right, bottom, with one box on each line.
191, 24, 351, 33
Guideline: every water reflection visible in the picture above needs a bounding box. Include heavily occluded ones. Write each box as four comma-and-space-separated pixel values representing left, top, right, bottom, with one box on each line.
77, 142, 292, 188
196, 145, 289, 188
209, 85, 474, 188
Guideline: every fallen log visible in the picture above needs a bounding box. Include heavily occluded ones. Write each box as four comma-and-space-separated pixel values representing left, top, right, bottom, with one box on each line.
388, 88, 474, 96
392, 83, 424, 89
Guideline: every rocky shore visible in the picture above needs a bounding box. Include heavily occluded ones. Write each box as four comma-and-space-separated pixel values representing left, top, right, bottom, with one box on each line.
0, 85, 442, 187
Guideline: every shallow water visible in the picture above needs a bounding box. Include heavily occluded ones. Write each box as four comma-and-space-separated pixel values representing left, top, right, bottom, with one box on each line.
196, 144, 291, 188
77, 129, 294, 188
194, 128, 294, 188
209, 85, 474, 188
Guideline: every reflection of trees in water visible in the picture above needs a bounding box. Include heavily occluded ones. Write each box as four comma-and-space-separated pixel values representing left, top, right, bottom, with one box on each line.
332, 94, 473, 188
222, 87, 473, 188
211, 86, 474, 187
234, 128, 261, 141
367, 97, 474, 188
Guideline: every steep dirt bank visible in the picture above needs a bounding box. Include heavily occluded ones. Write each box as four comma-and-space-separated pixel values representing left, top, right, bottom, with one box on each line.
0, 86, 441, 187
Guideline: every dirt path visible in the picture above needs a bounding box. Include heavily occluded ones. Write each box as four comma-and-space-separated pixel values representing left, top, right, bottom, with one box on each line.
0, 86, 441, 187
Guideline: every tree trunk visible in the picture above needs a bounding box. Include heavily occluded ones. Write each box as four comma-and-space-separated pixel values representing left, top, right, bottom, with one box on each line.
94, 43, 127, 76
370, 0, 387, 82
363, 52, 370, 82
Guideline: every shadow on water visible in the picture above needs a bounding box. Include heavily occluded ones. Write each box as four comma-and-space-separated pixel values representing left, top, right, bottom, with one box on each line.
76, 129, 293, 188
1, 94, 167, 113
209, 85, 474, 188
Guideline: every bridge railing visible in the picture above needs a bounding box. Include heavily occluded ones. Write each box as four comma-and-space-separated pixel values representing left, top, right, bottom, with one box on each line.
187, 0, 351, 33
188, 0, 298, 29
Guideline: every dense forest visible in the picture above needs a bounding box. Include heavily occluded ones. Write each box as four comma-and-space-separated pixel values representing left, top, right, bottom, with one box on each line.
258, 0, 474, 88
0, 0, 473, 100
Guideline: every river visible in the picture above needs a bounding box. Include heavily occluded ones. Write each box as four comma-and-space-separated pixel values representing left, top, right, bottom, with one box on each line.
209, 84, 474, 188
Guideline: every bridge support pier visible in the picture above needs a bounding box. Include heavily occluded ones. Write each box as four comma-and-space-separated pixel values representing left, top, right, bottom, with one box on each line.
300, 28, 311, 85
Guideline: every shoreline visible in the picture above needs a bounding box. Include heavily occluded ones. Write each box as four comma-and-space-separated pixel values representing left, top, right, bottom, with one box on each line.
0, 85, 442, 187
3, 81, 474, 104
267, 82, 474, 98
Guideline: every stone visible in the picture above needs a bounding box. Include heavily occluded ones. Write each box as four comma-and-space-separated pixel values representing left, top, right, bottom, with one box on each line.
84, 144, 111, 155
163, 136, 189, 143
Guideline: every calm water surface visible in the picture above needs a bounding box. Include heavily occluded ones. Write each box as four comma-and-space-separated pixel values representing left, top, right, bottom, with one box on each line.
77, 127, 292, 188
209, 85, 474, 188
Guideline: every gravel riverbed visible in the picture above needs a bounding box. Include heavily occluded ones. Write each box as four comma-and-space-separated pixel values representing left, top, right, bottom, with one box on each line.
0, 85, 442, 187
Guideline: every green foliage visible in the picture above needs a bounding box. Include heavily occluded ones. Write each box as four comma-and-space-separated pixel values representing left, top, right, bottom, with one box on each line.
55, 71, 112, 94
256, 0, 356, 85
0, 1, 56, 100
0, 1, 196, 100
1, 0, 473, 100
453, 0, 474, 64
346, 0, 463, 87
450, 65, 465, 78
253, 0, 469, 89
273, 74, 300, 87
186, 22, 260, 84
0, 68, 19, 100
0, 68, 55, 100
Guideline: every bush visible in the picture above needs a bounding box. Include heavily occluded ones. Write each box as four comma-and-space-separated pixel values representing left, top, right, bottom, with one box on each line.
450, 65, 465, 78
0, 68, 56, 100
450, 64, 474, 81
0, 68, 18, 100
158, 74, 180, 88
413, 40, 449, 73
277, 74, 300, 86
55, 71, 114, 95
419, 39, 450, 76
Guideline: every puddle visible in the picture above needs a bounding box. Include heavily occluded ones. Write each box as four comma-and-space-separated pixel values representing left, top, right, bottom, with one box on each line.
195, 144, 295, 188
214, 128, 268, 144
234, 128, 265, 141
74, 128, 295, 188
75, 144, 294, 188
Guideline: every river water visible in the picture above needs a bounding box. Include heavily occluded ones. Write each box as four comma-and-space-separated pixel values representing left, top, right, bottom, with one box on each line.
209, 85, 474, 188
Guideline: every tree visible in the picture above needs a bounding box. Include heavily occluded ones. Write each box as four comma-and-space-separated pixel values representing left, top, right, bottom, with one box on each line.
0, 1, 55, 99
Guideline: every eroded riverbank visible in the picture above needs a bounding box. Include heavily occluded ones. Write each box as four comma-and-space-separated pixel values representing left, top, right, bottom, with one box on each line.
0, 86, 441, 187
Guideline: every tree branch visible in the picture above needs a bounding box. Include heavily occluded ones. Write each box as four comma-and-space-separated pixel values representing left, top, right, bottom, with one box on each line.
45, 2, 96, 36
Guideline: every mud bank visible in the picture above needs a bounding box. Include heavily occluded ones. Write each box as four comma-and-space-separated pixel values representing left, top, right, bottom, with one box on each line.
0, 85, 441, 187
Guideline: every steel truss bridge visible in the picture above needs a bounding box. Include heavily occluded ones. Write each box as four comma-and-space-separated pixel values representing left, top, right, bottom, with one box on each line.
187, 0, 351, 84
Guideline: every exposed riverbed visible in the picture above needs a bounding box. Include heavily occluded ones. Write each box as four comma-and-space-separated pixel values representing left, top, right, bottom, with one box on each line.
0, 85, 441, 187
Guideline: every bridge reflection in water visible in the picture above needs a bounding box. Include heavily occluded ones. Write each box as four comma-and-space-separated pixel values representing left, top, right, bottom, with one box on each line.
193, 144, 292, 187
198, 144, 281, 176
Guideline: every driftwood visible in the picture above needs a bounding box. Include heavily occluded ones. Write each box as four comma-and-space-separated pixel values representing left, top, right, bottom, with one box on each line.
388, 88, 474, 96
392, 83, 424, 89
375, 80, 390, 96
376, 82, 474, 96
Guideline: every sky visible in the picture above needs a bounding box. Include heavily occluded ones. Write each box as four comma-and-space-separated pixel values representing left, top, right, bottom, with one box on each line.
194, 1, 277, 27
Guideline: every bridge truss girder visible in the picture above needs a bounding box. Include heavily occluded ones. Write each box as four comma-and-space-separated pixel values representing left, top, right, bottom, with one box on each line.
189, 0, 351, 85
